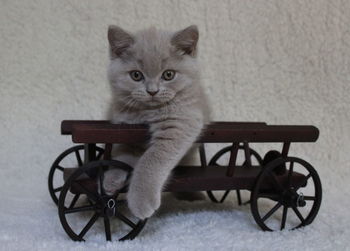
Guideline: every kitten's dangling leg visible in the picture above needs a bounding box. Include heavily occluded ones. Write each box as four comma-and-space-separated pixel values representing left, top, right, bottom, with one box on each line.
127, 123, 202, 219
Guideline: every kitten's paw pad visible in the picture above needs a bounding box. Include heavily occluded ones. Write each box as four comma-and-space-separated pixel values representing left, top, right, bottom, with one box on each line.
102, 169, 128, 195
127, 185, 160, 219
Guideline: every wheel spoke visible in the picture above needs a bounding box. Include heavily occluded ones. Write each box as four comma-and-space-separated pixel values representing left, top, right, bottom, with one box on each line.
287, 162, 294, 187
78, 212, 100, 239
54, 186, 63, 193
104, 216, 112, 241
236, 190, 242, 205
98, 167, 105, 196
303, 196, 316, 201
118, 219, 147, 241
292, 206, 305, 225
220, 190, 230, 203
56, 165, 64, 171
280, 206, 288, 230
261, 202, 282, 222
115, 211, 136, 228
251, 151, 263, 165
75, 150, 83, 167
69, 194, 80, 209
64, 205, 96, 214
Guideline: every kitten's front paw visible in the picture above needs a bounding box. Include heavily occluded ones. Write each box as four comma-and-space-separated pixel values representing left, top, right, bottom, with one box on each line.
102, 169, 128, 195
127, 183, 161, 220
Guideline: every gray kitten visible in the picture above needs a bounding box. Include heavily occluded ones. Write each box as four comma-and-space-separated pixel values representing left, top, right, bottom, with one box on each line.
104, 25, 209, 220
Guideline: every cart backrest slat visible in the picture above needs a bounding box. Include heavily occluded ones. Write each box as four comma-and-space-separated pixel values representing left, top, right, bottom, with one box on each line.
62, 120, 319, 144
61, 120, 267, 135
61, 120, 110, 135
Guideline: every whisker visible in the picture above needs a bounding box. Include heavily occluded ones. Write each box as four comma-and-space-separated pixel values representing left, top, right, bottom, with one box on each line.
119, 98, 135, 112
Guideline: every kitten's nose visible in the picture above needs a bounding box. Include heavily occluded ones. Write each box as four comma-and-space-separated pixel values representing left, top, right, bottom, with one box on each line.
147, 90, 159, 96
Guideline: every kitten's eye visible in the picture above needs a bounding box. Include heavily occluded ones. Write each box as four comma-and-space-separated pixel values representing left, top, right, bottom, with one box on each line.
162, 70, 176, 81
129, 71, 144, 82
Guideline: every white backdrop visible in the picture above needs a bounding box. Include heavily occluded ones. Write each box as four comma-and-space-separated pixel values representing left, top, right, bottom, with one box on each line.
0, 0, 349, 250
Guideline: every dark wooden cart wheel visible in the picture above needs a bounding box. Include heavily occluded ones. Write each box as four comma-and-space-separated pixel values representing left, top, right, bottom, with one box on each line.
250, 156, 322, 231
48, 145, 104, 205
207, 145, 263, 204
58, 160, 147, 241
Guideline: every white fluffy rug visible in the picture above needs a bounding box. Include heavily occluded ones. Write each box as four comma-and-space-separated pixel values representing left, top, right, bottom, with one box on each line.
1, 169, 349, 250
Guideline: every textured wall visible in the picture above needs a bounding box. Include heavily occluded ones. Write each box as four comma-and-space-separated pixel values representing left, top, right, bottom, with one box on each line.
0, 0, 349, 247
1, 0, 349, 189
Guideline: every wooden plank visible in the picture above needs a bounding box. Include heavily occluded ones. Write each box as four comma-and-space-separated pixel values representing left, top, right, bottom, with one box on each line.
61, 120, 266, 135
165, 165, 306, 192
67, 165, 307, 193
70, 122, 319, 144
202, 125, 319, 143
72, 124, 150, 144
61, 120, 110, 135
165, 165, 260, 191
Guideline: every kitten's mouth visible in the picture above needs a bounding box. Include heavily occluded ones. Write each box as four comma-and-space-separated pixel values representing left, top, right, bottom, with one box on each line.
147, 99, 165, 106
142, 97, 172, 108
131, 95, 175, 108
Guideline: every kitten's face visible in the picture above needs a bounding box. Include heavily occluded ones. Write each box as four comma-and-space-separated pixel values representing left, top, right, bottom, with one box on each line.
108, 26, 199, 108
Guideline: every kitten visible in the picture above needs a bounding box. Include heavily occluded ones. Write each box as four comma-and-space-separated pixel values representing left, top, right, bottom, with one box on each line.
104, 25, 209, 219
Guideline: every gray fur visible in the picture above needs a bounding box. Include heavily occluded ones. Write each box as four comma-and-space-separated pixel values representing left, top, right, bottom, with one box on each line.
104, 25, 210, 219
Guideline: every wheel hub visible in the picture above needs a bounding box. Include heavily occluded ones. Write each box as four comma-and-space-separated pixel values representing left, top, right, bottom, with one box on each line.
295, 193, 306, 207
103, 198, 116, 217
280, 190, 306, 208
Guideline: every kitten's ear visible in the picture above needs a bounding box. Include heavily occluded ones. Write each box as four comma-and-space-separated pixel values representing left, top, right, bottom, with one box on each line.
108, 25, 134, 58
171, 25, 199, 57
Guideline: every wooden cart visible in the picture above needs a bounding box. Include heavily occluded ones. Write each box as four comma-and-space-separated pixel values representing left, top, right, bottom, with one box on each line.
49, 120, 322, 241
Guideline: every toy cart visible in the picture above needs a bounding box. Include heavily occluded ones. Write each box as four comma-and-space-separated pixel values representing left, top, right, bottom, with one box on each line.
48, 120, 322, 241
